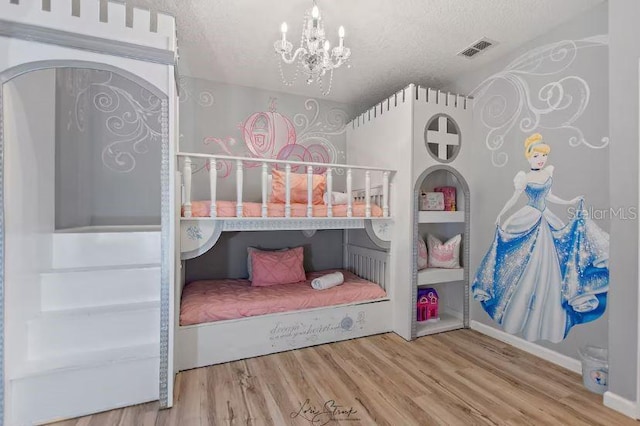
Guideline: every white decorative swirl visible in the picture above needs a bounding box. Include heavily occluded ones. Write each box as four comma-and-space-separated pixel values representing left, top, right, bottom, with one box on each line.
294, 99, 349, 141
178, 76, 215, 107
470, 36, 609, 167
75, 72, 162, 173
294, 99, 349, 174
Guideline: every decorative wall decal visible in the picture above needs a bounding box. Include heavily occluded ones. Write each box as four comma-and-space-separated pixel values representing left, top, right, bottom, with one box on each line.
72, 70, 162, 173
472, 134, 609, 342
201, 98, 348, 178
177, 76, 215, 107
470, 35, 609, 167
186, 225, 203, 241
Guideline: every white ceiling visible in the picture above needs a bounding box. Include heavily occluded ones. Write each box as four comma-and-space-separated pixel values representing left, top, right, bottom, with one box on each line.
129, 0, 604, 108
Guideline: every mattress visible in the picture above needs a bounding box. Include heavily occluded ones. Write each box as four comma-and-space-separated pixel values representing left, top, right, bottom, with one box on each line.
185, 200, 383, 218
179, 269, 387, 326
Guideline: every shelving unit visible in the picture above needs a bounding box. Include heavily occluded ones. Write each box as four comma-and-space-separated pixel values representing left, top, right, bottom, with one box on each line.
413, 164, 470, 339
418, 268, 464, 286
416, 311, 463, 337
418, 211, 464, 223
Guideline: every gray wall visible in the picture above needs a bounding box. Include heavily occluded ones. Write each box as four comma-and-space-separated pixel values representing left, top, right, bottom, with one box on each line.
608, 0, 639, 403
185, 230, 344, 282
55, 68, 162, 228
447, 3, 609, 360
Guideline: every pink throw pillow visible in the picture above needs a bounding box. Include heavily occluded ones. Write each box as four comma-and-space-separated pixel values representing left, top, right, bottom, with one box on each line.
250, 247, 306, 287
427, 234, 462, 269
270, 169, 326, 205
418, 238, 428, 270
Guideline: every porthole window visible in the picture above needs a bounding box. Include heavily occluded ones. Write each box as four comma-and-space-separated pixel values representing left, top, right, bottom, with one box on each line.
424, 114, 461, 163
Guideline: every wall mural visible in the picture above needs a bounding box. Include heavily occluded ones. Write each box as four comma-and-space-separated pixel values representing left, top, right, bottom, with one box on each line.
68, 70, 162, 173
195, 98, 348, 177
472, 134, 609, 342
470, 35, 609, 167
177, 76, 215, 108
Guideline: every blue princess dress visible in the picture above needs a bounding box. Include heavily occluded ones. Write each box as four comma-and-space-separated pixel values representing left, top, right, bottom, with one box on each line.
472, 171, 609, 343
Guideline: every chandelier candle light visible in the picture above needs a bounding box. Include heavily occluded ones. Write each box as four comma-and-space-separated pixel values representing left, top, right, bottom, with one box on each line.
275, 1, 351, 96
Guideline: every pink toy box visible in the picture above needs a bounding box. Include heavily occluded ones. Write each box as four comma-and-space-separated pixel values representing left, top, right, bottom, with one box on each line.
417, 288, 439, 322
434, 186, 456, 211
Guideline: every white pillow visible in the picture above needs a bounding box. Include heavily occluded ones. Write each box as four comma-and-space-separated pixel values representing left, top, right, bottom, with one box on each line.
427, 234, 462, 269
417, 238, 428, 270
246, 247, 288, 280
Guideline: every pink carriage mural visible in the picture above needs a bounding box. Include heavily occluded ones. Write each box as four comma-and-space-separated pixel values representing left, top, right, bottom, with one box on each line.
201, 98, 347, 177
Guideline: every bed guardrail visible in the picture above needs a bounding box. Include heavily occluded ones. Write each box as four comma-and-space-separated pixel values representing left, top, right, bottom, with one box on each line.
345, 244, 389, 290
177, 152, 395, 220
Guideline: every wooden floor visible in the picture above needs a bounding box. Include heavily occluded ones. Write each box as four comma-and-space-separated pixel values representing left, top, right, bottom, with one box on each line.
51, 330, 636, 426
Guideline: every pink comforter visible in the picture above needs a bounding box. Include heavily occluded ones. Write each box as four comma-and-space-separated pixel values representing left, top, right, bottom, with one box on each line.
180, 269, 387, 326
184, 200, 383, 218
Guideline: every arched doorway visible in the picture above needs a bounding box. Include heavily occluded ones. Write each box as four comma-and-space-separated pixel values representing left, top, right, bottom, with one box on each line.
0, 60, 171, 424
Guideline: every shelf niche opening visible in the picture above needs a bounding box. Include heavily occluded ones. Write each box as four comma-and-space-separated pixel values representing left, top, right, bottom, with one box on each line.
413, 164, 471, 340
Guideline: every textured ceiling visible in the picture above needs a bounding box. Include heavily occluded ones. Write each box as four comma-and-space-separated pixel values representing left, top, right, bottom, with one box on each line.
128, 0, 604, 108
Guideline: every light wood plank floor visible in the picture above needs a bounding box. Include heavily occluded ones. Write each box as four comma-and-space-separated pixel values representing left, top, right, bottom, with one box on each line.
51, 330, 636, 425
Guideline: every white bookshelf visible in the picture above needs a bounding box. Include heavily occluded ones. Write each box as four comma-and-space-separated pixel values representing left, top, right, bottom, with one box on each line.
413, 166, 469, 341
417, 268, 464, 286
416, 311, 463, 337
418, 211, 464, 223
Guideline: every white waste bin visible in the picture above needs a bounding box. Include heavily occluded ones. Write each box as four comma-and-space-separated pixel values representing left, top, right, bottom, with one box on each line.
578, 346, 608, 394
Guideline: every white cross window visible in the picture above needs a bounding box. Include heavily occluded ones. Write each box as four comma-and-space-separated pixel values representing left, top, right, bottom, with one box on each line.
425, 115, 460, 162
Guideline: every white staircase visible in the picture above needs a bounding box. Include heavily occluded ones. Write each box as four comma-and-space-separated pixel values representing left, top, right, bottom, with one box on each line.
9, 230, 161, 426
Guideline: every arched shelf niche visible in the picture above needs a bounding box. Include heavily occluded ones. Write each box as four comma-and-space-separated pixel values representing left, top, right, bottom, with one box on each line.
411, 164, 470, 339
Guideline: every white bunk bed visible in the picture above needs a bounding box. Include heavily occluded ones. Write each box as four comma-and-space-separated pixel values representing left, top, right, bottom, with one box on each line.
173, 153, 396, 372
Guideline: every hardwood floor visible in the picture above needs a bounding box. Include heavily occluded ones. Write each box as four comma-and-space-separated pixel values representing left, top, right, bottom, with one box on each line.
51, 330, 636, 425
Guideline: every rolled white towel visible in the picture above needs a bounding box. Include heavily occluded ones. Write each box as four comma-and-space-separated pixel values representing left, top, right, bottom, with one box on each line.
323, 191, 350, 205
311, 272, 344, 290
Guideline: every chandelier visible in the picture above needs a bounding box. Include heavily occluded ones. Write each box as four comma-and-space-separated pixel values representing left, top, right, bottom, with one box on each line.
274, 1, 351, 96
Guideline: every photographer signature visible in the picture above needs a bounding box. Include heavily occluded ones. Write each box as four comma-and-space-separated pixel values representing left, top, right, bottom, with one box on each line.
290, 399, 360, 425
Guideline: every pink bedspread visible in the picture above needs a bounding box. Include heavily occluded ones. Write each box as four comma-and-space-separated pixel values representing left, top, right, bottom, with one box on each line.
184, 201, 383, 218
180, 269, 387, 326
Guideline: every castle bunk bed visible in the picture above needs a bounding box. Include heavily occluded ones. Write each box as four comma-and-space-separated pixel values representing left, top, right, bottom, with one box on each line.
174, 153, 396, 371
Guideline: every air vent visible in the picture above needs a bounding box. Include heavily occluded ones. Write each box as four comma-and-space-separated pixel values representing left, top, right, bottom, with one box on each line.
459, 48, 480, 58
457, 37, 498, 59
473, 40, 493, 51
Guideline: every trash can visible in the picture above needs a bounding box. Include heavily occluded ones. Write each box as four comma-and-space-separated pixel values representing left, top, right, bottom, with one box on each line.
578, 346, 608, 394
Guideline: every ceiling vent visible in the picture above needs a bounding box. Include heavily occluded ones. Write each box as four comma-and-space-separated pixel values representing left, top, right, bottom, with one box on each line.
457, 37, 497, 59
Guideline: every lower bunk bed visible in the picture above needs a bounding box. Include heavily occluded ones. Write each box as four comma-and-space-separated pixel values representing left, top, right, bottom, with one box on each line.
174, 244, 392, 371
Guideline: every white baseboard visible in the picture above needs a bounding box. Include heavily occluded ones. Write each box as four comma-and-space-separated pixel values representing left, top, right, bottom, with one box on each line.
603, 391, 638, 419
470, 320, 581, 374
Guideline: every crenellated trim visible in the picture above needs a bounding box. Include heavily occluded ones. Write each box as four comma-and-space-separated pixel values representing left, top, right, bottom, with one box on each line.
0, 0, 176, 54
350, 84, 472, 129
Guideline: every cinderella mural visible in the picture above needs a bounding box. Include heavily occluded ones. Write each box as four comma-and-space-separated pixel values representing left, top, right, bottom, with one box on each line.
472, 134, 609, 343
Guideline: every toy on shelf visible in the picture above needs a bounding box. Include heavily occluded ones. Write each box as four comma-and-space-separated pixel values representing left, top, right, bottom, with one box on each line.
420, 191, 444, 211
435, 186, 456, 211
417, 287, 439, 322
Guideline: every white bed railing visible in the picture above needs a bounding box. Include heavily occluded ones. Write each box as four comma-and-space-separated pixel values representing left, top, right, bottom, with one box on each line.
177, 153, 395, 219
345, 244, 389, 290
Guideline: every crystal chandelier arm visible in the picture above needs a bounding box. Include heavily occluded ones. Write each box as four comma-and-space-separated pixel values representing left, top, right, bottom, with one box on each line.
280, 47, 308, 64
325, 53, 349, 69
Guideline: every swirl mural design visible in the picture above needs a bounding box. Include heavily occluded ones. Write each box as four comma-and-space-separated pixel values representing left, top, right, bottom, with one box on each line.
202, 98, 348, 178
73, 70, 162, 173
178, 76, 215, 108
470, 35, 609, 167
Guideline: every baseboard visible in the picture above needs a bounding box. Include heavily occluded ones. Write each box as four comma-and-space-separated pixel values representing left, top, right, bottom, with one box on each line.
603, 391, 638, 419
470, 320, 582, 374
